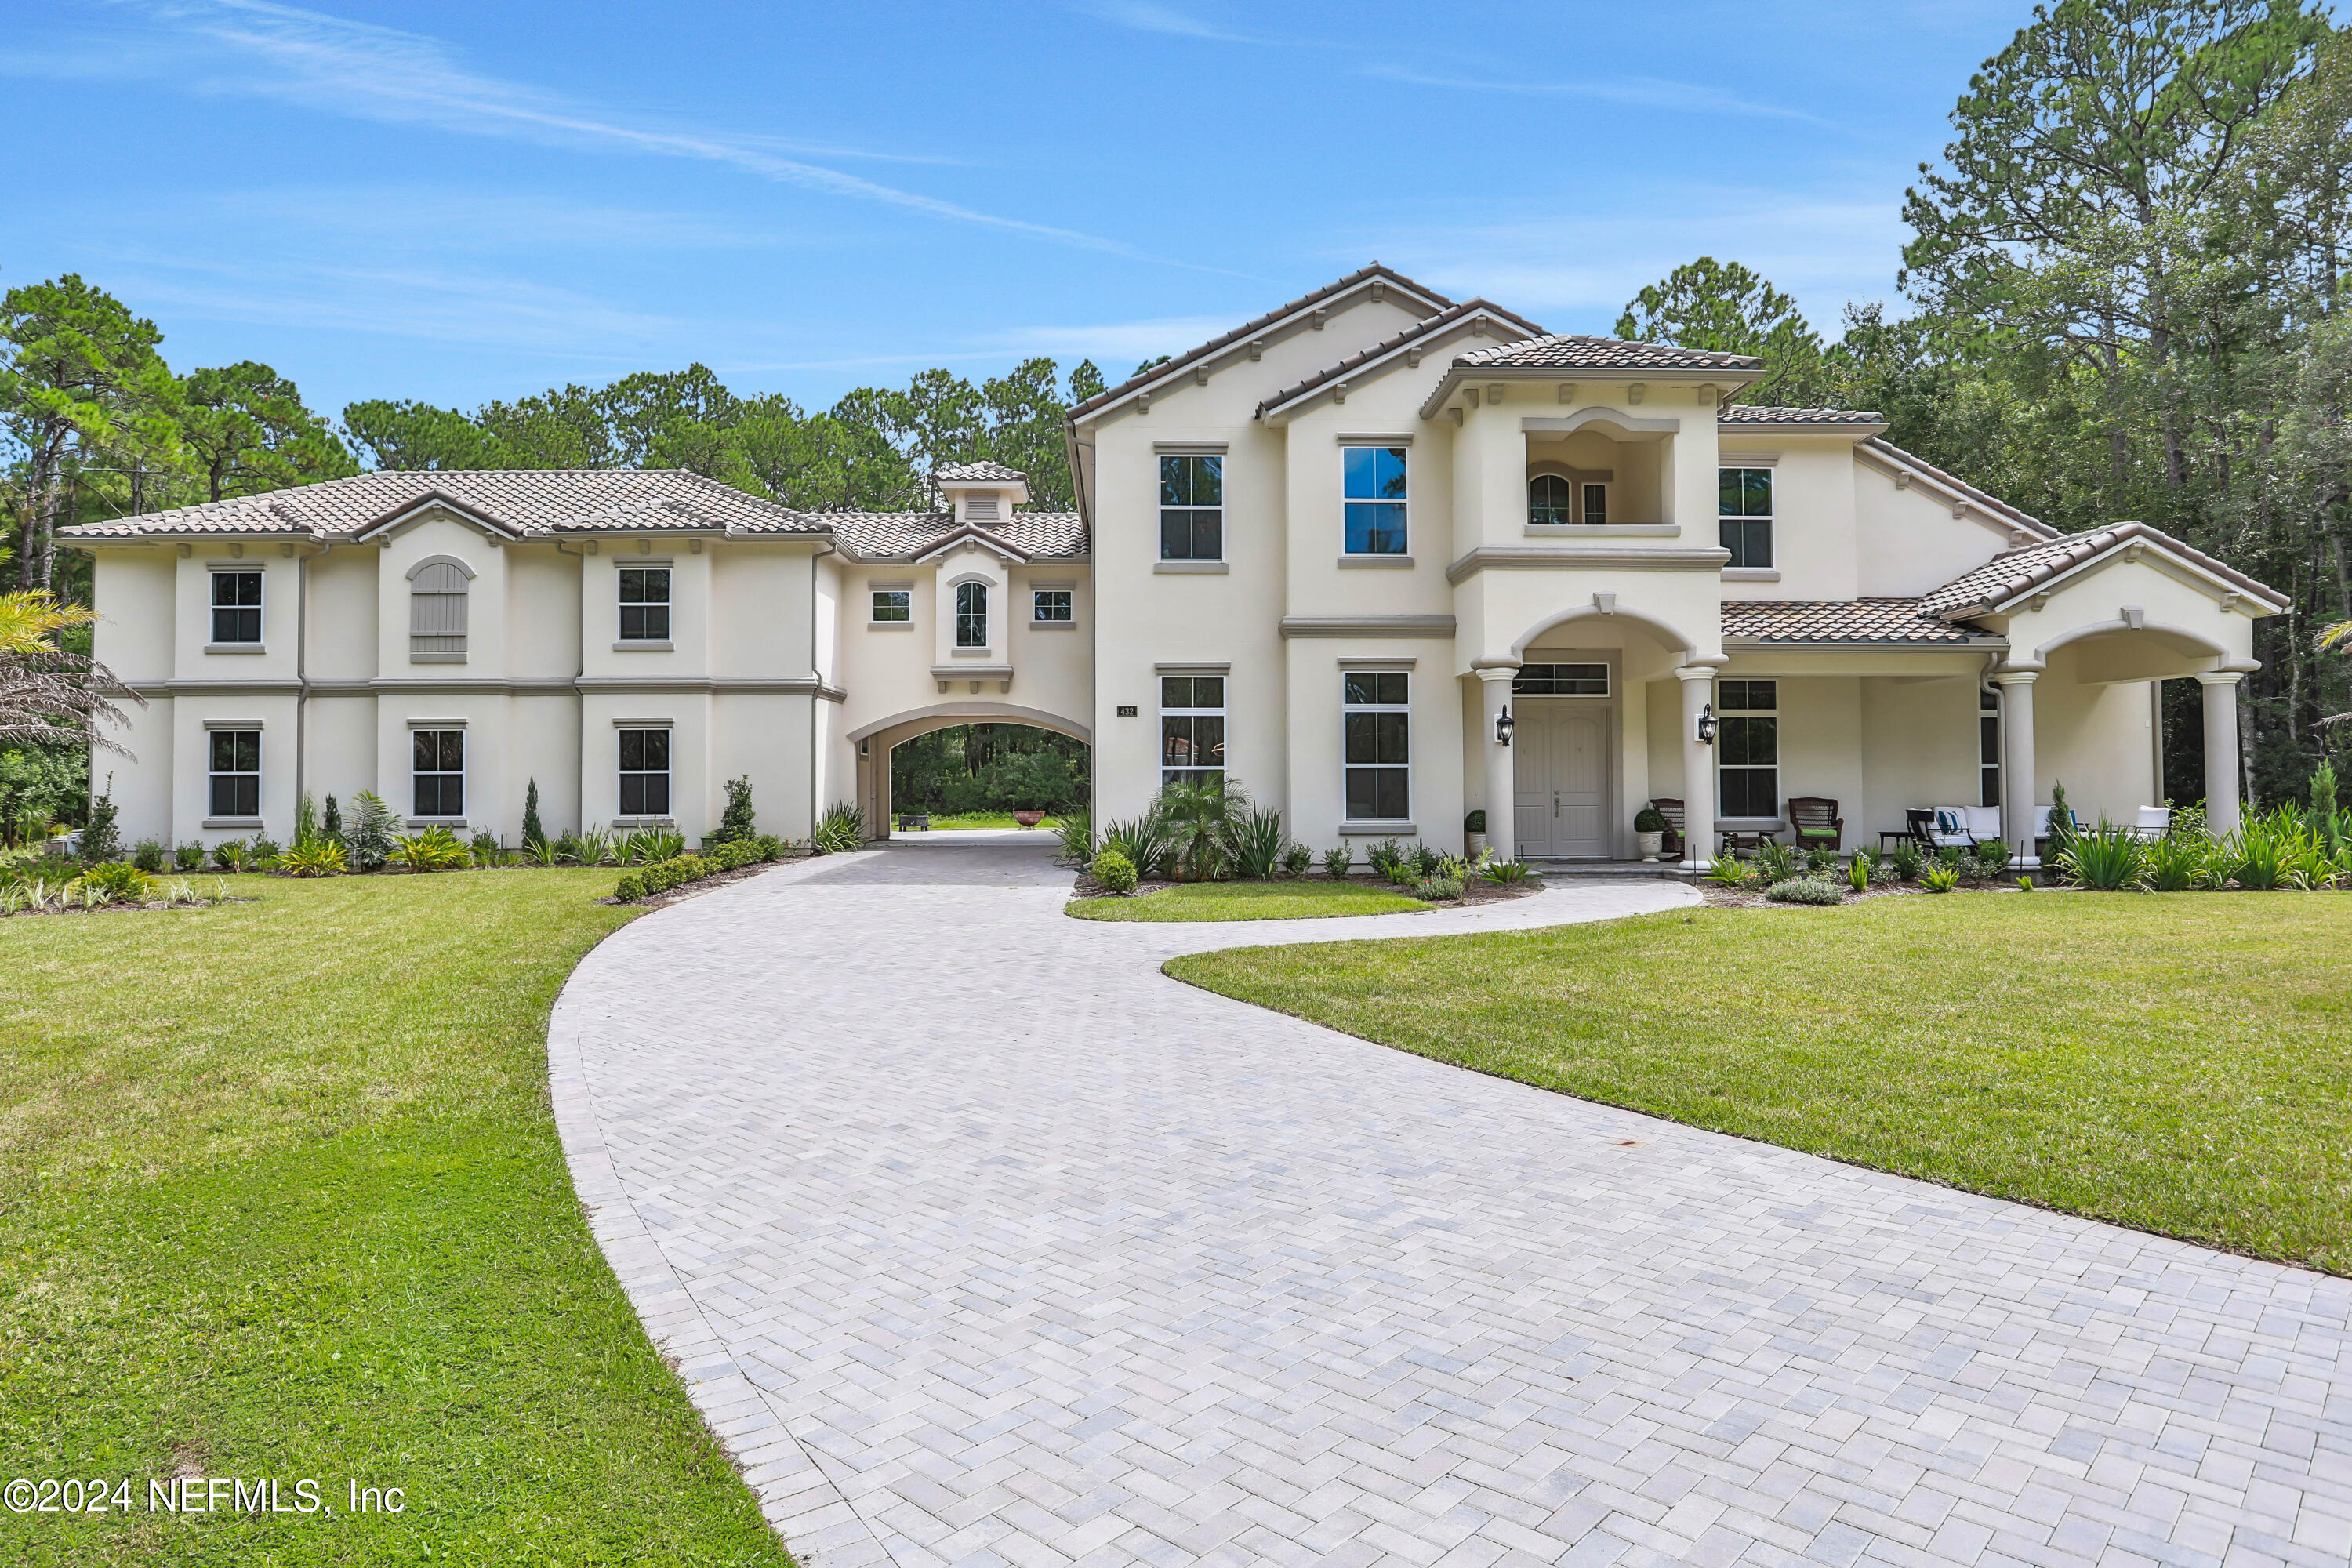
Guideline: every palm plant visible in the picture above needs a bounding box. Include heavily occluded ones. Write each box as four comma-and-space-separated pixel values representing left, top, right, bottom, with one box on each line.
1156, 775, 1246, 880
277, 840, 348, 877
813, 801, 866, 854
344, 790, 396, 870
0, 590, 140, 753
394, 826, 472, 871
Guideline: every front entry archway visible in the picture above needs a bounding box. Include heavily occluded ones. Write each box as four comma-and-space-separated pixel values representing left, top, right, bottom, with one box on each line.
1512, 705, 1613, 858
848, 702, 1091, 840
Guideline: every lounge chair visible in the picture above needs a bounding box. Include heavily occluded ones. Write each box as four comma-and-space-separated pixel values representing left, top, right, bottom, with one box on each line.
2130, 805, 2171, 840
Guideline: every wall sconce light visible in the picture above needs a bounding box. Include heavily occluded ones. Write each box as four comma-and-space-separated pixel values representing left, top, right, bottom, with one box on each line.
1495, 706, 1515, 746
1697, 703, 1717, 746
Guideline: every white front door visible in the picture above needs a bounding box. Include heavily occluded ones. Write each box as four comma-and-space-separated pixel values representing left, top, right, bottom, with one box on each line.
1513, 706, 1610, 858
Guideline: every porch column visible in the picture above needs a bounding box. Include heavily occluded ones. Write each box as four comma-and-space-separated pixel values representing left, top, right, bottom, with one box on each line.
2198, 671, 2245, 837
1994, 670, 2039, 867
1477, 666, 1518, 861
1676, 665, 1717, 870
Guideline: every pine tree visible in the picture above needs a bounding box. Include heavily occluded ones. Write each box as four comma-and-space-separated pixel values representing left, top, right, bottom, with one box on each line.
523, 778, 545, 848
323, 793, 342, 843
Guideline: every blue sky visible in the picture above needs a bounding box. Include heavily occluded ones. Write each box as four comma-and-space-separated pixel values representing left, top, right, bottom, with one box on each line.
8, 0, 2030, 421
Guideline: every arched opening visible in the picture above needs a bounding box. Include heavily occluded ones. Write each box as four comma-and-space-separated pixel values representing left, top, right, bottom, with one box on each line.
889, 723, 1089, 829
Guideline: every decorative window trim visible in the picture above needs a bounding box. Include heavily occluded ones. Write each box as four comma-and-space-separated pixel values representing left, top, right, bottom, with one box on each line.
404, 717, 469, 728
202, 717, 267, 730
617, 564, 673, 643
1151, 440, 1229, 453
1159, 673, 1226, 788
1342, 670, 1411, 823
1152, 661, 1232, 673
953, 580, 989, 649
207, 727, 261, 821
411, 726, 465, 820
1716, 452, 1780, 466
1719, 466, 1775, 572
1716, 678, 1779, 822
1335, 432, 1415, 446
616, 724, 673, 819
1336, 657, 1417, 670
1030, 586, 1076, 626
609, 717, 677, 728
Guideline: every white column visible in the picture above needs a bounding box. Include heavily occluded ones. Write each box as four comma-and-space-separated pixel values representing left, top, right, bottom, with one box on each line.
2199, 672, 2245, 837
1676, 666, 1716, 870
1478, 667, 1518, 862
1995, 670, 2039, 867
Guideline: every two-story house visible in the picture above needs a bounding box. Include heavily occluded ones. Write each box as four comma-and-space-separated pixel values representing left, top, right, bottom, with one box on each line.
68, 265, 2285, 868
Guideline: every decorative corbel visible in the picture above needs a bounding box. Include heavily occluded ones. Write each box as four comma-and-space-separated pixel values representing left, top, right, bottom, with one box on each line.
1405, 347, 1423, 368
1464, 387, 1481, 408
1627, 383, 1646, 405
177, 543, 191, 558
2028, 591, 2049, 611
585, 539, 598, 555
1952, 501, 1970, 519
1332, 381, 1349, 405
2122, 604, 2147, 630
1448, 407, 1465, 427
1194, 365, 1209, 386
1694, 384, 1714, 406
1248, 338, 1266, 361
1368, 279, 1386, 303
637, 538, 652, 555
1593, 591, 1617, 615
2217, 590, 2240, 612
1557, 383, 1576, 404
1136, 391, 1151, 414
279, 542, 294, 558
230, 541, 245, 559
1486, 383, 1505, 404
1310, 308, 1328, 330
689, 537, 704, 554
1894, 471, 1911, 489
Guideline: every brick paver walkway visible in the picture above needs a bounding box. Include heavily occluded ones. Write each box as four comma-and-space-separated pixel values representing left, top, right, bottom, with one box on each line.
550, 835, 2351, 1568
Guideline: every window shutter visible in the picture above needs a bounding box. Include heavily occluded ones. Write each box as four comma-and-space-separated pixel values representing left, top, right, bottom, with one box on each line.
411, 562, 469, 658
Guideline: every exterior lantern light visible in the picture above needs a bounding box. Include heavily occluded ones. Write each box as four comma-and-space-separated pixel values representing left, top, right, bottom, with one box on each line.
1495, 706, 1515, 746
1697, 703, 1718, 745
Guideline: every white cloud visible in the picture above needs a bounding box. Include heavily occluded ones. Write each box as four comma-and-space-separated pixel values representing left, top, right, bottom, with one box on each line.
1359, 64, 1844, 129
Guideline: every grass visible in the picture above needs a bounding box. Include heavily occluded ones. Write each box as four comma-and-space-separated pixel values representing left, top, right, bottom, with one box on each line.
0, 871, 793, 1565
1169, 892, 2352, 1275
901, 811, 1062, 830
1069, 879, 1428, 922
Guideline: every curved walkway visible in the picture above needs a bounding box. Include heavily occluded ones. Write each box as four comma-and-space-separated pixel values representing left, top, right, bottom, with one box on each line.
551, 835, 2350, 1568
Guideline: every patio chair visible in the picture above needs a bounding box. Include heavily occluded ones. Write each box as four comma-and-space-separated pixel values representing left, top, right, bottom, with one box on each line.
1785, 797, 1844, 852
1647, 797, 1684, 859
2130, 804, 2171, 840
1926, 806, 1980, 848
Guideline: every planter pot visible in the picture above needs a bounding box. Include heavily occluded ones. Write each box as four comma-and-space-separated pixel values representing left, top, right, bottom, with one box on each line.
898, 814, 930, 832
1637, 830, 1664, 862
1465, 830, 1488, 858
1012, 810, 1047, 828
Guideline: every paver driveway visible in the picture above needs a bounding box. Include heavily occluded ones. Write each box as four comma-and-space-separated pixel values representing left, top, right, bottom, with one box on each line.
550, 835, 2352, 1568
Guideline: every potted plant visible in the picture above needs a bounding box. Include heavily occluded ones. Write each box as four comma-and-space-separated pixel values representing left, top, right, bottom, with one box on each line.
1464, 809, 1487, 858
1633, 805, 1669, 862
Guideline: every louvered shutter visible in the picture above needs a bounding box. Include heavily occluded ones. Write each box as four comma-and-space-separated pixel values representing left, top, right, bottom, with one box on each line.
410, 561, 469, 659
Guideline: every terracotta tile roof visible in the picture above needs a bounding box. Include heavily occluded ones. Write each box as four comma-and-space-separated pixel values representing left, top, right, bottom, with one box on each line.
1720, 405, 1883, 425
1921, 521, 2290, 618
932, 459, 1028, 484
1856, 437, 2052, 540
58, 469, 821, 539
1065, 263, 1453, 419
1254, 299, 1548, 416
1721, 598, 1984, 644
1455, 335, 1763, 372
821, 509, 1087, 561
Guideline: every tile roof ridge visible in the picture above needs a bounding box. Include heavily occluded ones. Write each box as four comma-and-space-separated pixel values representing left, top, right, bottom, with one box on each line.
1256, 298, 1548, 415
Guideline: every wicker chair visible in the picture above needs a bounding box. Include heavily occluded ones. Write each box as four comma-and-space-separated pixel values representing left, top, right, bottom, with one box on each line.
1786, 797, 1844, 852
1647, 797, 1685, 859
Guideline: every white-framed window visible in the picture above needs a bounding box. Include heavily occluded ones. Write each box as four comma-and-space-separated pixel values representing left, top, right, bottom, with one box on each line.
1981, 687, 2002, 808
1343, 445, 1407, 554
1581, 482, 1610, 526
1529, 474, 1573, 526
1032, 588, 1073, 623
412, 729, 464, 818
618, 567, 671, 641
1719, 467, 1773, 569
1160, 676, 1225, 788
1717, 679, 1778, 819
1512, 663, 1610, 695
1159, 454, 1223, 561
210, 569, 263, 644
1344, 671, 1410, 820
408, 559, 470, 661
871, 588, 910, 622
209, 729, 260, 818
618, 728, 671, 817
954, 581, 989, 648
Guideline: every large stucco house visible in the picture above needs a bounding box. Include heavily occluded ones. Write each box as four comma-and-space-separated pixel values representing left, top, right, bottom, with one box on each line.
65, 265, 2287, 869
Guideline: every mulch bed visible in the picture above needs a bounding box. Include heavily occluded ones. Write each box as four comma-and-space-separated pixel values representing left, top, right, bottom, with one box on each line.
1066, 871, 1543, 907
601, 858, 803, 910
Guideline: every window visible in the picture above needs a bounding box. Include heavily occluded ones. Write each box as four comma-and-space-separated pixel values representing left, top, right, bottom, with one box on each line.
412, 729, 464, 818
409, 560, 469, 661
619, 567, 670, 641
1343, 446, 1407, 554
208, 730, 260, 818
1033, 588, 1073, 623
1160, 676, 1225, 788
1344, 672, 1410, 820
870, 589, 910, 623
618, 728, 671, 817
1981, 687, 2002, 808
1160, 454, 1223, 561
1719, 468, 1773, 569
1530, 474, 1573, 526
1581, 483, 1609, 526
955, 581, 989, 648
1512, 663, 1610, 695
210, 570, 263, 644
1717, 679, 1778, 819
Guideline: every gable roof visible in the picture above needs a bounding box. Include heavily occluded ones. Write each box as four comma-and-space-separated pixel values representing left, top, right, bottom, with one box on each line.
1854, 438, 2055, 543
932, 459, 1028, 485
1921, 521, 2290, 620
1065, 263, 1452, 423
819, 508, 1087, 561
1455, 335, 1764, 372
57, 469, 822, 541
1255, 299, 1548, 419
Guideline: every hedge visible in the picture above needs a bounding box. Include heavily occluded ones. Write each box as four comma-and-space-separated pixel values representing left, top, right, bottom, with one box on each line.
612, 835, 786, 902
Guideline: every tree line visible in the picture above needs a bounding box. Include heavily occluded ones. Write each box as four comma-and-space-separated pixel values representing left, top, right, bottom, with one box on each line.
3, 0, 2349, 805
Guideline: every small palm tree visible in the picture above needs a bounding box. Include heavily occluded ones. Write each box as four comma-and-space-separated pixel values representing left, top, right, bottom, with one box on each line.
0, 590, 139, 751
1156, 774, 1247, 881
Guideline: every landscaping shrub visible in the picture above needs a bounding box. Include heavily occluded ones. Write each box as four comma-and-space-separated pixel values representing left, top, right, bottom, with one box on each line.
1090, 847, 1139, 895
521, 779, 543, 848
1414, 872, 1465, 902
574, 829, 617, 866
1847, 852, 1872, 893
67, 858, 156, 905
2059, 820, 2150, 891
1754, 841, 1801, 884
1364, 837, 1406, 880
1321, 843, 1354, 879
2224, 808, 2307, 890
2046, 780, 2076, 848
1889, 842, 1924, 881
1229, 804, 1289, 880
1705, 857, 1758, 887
2146, 829, 2214, 891
1766, 877, 1841, 905
345, 790, 396, 870
1804, 846, 1838, 876
1101, 809, 1174, 881
1921, 864, 1963, 893
813, 800, 866, 855
294, 790, 321, 847
1973, 839, 2011, 877
173, 840, 204, 871
132, 837, 167, 873
79, 782, 122, 863
277, 840, 349, 877
1632, 804, 1668, 834
1157, 775, 1243, 880
1465, 808, 1487, 835
1410, 842, 1445, 879
608, 837, 786, 901
252, 833, 281, 868
212, 838, 251, 872
1280, 842, 1315, 877
1053, 805, 1094, 866
395, 826, 472, 872
1481, 858, 1537, 885
322, 793, 343, 842
711, 774, 757, 844
470, 829, 501, 864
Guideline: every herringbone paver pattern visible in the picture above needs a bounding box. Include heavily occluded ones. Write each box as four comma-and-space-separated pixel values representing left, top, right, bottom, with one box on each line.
550, 837, 2352, 1568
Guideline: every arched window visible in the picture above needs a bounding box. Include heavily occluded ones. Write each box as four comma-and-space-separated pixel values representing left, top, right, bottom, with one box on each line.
1530, 474, 1573, 527
408, 556, 474, 662
954, 581, 989, 648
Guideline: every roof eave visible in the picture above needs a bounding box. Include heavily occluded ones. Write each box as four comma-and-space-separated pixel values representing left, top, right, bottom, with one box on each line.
1256, 303, 1548, 424
1416, 363, 1769, 422
1720, 420, 1889, 439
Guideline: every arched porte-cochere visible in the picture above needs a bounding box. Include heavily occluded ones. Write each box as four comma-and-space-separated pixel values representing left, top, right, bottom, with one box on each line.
847, 702, 1091, 840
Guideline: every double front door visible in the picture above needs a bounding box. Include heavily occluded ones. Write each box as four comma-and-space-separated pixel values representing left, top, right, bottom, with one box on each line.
1512, 706, 1610, 858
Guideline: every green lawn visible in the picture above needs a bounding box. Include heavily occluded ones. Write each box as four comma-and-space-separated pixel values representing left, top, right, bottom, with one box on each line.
1169, 892, 2352, 1274
901, 812, 1061, 830
0, 872, 793, 1565
1069, 880, 1428, 922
